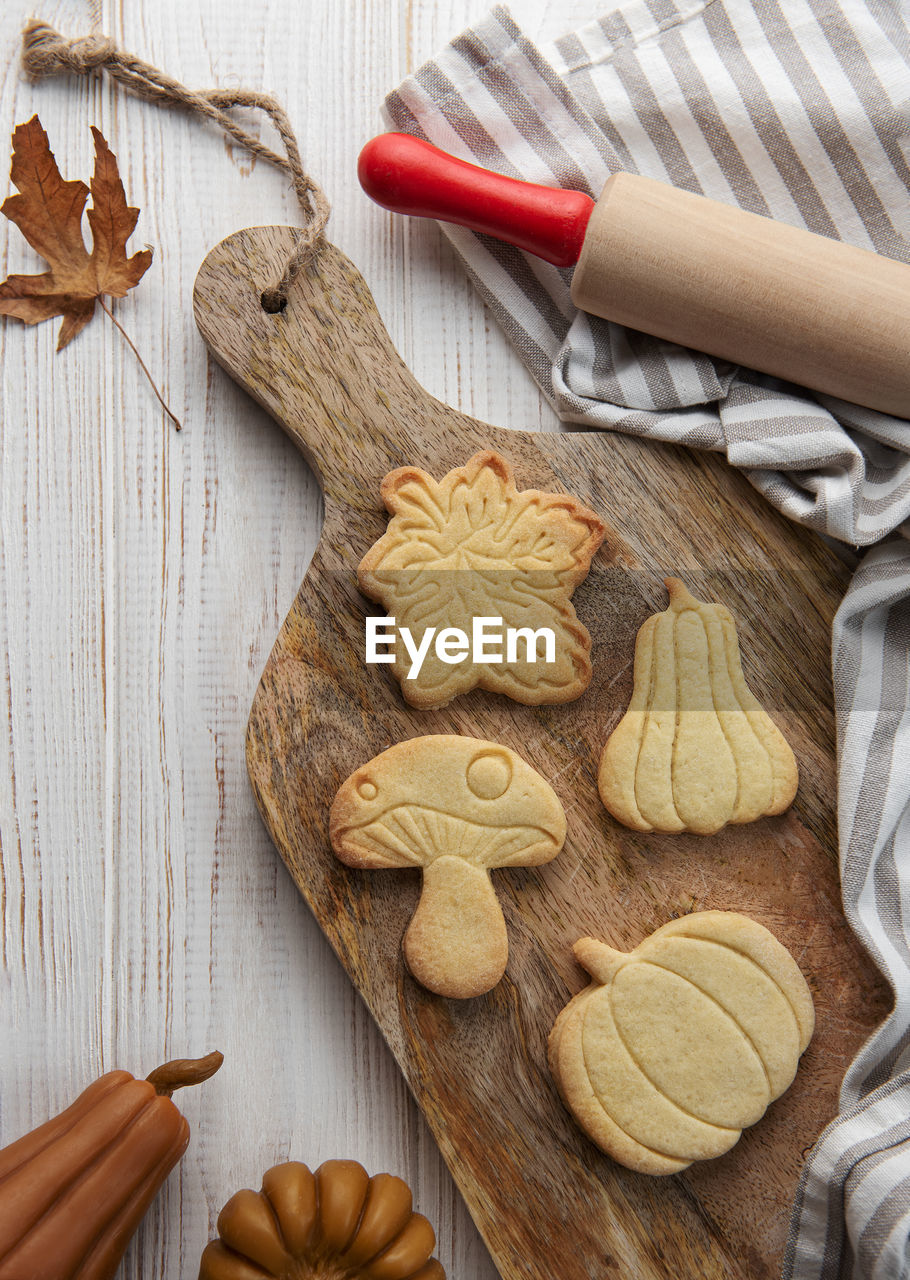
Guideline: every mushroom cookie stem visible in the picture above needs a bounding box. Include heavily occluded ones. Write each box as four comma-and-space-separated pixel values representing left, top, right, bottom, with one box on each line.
404, 858, 508, 998
329, 736, 567, 999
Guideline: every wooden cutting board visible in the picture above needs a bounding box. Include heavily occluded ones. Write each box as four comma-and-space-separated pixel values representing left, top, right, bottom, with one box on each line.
193, 226, 889, 1280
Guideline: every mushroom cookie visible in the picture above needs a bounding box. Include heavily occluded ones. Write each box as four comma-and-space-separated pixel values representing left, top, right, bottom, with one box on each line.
358, 450, 604, 710
330, 736, 566, 998
549, 911, 814, 1174
599, 577, 798, 835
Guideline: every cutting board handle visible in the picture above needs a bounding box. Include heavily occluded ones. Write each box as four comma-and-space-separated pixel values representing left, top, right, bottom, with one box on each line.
193, 225, 442, 499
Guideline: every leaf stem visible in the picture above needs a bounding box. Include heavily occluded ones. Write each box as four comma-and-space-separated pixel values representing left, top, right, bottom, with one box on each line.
98, 297, 182, 431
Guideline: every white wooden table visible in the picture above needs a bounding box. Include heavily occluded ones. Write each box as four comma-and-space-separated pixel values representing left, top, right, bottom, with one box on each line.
0, 2, 596, 1276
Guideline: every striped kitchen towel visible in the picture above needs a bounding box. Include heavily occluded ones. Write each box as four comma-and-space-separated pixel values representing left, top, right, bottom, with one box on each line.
383, 4, 910, 1277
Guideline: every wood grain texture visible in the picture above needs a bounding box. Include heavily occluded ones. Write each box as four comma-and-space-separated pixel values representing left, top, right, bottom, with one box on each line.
1, 4, 607, 1279
194, 224, 889, 1280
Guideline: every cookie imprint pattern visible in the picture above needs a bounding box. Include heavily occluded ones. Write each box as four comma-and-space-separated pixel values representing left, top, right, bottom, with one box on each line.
358, 451, 604, 710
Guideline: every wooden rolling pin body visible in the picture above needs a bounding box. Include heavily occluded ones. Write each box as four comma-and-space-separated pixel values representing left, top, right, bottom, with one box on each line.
573, 172, 910, 417
358, 134, 910, 418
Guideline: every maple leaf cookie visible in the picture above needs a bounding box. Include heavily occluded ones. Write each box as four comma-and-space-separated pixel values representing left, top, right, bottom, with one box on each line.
358, 451, 605, 710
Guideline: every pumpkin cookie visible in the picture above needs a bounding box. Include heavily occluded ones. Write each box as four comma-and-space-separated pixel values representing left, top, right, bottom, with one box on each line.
330, 736, 566, 998
358, 450, 604, 710
549, 911, 814, 1174
598, 577, 798, 835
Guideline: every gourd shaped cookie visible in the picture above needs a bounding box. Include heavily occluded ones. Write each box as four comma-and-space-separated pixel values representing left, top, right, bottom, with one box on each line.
199, 1159, 444, 1280
599, 577, 798, 834
330, 736, 566, 998
548, 912, 814, 1174
358, 450, 604, 709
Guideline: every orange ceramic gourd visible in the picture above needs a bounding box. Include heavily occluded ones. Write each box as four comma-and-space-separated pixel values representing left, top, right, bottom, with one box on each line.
199, 1159, 445, 1280
0, 1050, 222, 1280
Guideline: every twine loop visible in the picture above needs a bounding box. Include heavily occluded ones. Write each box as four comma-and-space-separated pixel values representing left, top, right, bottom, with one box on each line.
21, 19, 331, 308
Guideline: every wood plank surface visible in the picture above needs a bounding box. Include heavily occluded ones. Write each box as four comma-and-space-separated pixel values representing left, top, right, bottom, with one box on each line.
194, 225, 890, 1280
0, 4, 607, 1278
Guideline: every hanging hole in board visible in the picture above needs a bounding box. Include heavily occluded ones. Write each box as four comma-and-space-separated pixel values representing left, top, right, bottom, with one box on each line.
261, 288, 287, 314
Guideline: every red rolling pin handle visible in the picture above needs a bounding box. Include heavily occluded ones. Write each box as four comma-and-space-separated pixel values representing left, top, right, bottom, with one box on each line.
357, 133, 594, 268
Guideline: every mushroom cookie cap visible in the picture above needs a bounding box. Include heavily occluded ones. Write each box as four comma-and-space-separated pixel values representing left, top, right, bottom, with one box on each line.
548, 911, 814, 1174
330, 736, 567, 998
330, 736, 567, 870
598, 577, 799, 835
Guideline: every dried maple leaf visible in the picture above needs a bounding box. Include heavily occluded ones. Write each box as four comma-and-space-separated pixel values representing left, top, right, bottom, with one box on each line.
358, 450, 605, 709
0, 114, 152, 349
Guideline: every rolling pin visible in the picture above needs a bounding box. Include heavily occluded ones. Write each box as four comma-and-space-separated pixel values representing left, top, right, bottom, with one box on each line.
358, 133, 910, 418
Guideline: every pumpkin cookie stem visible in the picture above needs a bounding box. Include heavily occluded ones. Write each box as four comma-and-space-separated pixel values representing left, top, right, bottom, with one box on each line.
147, 1051, 224, 1098
664, 576, 700, 611
573, 938, 628, 984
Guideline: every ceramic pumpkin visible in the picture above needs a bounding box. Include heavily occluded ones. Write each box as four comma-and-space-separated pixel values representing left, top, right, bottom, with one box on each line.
549, 912, 814, 1174
598, 577, 798, 834
0, 1051, 222, 1280
199, 1159, 445, 1279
